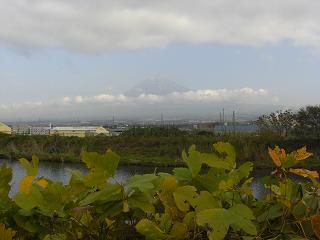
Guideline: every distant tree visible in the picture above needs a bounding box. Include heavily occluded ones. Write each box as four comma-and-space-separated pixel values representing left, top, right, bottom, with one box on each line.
256, 110, 295, 137
294, 105, 320, 138
122, 126, 188, 137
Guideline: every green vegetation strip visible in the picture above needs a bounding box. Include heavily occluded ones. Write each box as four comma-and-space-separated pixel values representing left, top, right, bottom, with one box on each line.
0, 142, 319, 239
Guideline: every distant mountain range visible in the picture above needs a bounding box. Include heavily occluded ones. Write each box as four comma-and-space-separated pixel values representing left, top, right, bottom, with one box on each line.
1, 79, 284, 121
125, 78, 189, 97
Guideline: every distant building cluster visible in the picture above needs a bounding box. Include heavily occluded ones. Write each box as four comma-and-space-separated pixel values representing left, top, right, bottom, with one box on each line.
0, 122, 110, 137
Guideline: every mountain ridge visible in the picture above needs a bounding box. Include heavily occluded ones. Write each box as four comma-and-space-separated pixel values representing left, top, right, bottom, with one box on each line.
124, 78, 189, 97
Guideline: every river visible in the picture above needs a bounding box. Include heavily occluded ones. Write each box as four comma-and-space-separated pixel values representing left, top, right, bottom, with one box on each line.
0, 159, 268, 198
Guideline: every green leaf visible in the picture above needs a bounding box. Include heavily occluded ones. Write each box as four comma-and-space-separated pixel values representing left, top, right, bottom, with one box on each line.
159, 213, 172, 233
197, 204, 257, 240
170, 222, 188, 239
183, 212, 196, 228
183, 145, 202, 178
257, 204, 283, 222
13, 186, 43, 211
197, 208, 231, 240
129, 192, 155, 213
173, 168, 192, 182
81, 150, 120, 178
191, 191, 221, 211
43, 233, 67, 240
126, 174, 158, 192
79, 183, 122, 206
195, 168, 227, 193
213, 142, 236, 170
19, 157, 38, 176
173, 186, 198, 212
235, 162, 253, 180
200, 153, 232, 170
136, 219, 167, 240
229, 204, 257, 236
292, 200, 307, 218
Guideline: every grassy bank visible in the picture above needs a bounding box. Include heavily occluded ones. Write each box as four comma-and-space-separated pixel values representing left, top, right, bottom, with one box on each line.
0, 133, 319, 168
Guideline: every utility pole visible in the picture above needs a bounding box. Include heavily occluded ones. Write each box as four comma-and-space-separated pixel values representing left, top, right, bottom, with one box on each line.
222, 108, 225, 124
160, 113, 164, 126
232, 110, 236, 135
222, 108, 226, 134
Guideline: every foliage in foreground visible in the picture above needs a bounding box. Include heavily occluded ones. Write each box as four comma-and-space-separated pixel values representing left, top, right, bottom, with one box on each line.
0, 143, 319, 239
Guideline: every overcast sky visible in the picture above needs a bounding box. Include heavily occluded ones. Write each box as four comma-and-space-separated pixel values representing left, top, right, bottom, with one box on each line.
0, 0, 319, 120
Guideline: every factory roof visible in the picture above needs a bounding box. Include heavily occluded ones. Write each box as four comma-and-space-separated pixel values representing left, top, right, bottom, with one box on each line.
51, 126, 106, 131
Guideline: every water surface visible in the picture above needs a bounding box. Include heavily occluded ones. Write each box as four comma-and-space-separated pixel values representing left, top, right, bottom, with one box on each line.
0, 159, 268, 198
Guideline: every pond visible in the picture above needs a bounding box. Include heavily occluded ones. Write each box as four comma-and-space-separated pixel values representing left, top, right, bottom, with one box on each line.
0, 159, 269, 198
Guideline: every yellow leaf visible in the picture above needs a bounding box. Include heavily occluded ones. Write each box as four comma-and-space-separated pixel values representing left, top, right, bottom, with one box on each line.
268, 147, 283, 167
36, 179, 48, 189
106, 218, 115, 228
19, 176, 34, 193
289, 168, 319, 179
294, 146, 313, 161
0, 224, 16, 240
123, 200, 130, 213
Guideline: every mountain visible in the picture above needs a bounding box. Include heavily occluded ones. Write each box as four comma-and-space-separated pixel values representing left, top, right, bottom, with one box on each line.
124, 78, 189, 97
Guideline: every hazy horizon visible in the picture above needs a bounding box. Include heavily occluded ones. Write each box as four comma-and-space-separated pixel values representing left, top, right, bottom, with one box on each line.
0, 0, 319, 121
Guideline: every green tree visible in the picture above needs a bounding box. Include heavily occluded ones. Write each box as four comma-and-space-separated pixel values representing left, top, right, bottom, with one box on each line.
294, 105, 320, 138
256, 110, 295, 137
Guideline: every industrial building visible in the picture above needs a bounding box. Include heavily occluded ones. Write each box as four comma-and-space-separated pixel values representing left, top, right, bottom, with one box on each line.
30, 126, 51, 135
12, 125, 51, 135
50, 126, 109, 137
12, 125, 31, 135
0, 122, 12, 135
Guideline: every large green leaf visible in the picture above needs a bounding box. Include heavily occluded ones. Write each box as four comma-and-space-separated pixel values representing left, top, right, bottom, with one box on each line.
195, 169, 228, 193
191, 191, 221, 211
173, 168, 192, 182
19, 156, 39, 176
197, 208, 231, 240
213, 142, 236, 170
81, 150, 120, 178
257, 204, 283, 222
197, 204, 257, 239
79, 183, 122, 206
125, 174, 158, 192
228, 204, 257, 236
173, 186, 198, 212
37, 182, 70, 217
182, 145, 202, 178
170, 222, 188, 239
200, 153, 232, 170
128, 191, 155, 213
13, 186, 43, 211
136, 219, 167, 240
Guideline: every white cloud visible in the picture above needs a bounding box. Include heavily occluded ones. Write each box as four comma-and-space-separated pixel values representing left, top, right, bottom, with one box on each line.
0, 0, 319, 51
0, 88, 278, 112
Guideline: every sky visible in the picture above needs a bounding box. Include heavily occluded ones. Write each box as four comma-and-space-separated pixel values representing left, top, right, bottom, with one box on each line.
0, 0, 319, 120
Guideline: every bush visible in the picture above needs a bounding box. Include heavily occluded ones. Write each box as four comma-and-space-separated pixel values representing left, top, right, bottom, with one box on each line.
0, 143, 319, 239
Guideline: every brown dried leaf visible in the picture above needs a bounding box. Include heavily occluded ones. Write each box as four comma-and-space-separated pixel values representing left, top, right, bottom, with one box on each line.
268, 147, 282, 167
294, 146, 313, 161
289, 168, 319, 179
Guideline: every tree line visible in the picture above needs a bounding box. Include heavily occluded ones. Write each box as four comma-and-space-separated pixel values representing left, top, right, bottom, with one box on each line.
256, 105, 320, 138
